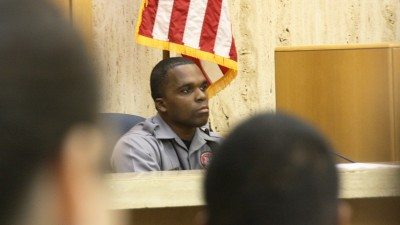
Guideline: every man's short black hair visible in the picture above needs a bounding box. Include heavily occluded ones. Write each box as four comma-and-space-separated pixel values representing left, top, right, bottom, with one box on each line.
205, 113, 338, 225
150, 57, 195, 100
0, 0, 98, 223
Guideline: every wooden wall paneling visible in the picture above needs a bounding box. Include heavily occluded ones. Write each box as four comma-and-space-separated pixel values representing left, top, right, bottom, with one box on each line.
275, 44, 399, 162
50, 0, 71, 19
391, 48, 400, 161
347, 197, 400, 225
126, 207, 202, 225
117, 199, 400, 225
71, 0, 93, 48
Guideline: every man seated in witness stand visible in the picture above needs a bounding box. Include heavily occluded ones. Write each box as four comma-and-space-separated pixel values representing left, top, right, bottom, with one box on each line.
111, 57, 222, 172
204, 113, 351, 225
0, 1, 119, 225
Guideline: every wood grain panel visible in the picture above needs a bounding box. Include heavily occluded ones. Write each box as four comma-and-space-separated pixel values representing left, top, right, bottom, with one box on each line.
118, 200, 400, 225
71, 0, 92, 48
391, 48, 400, 160
275, 44, 399, 162
347, 197, 400, 225
50, 0, 71, 19
126, 207, 202, 225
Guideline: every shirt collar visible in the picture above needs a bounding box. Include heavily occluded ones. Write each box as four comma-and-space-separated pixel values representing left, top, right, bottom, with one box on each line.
151, 114, 218, 149
151, 114, 179, 140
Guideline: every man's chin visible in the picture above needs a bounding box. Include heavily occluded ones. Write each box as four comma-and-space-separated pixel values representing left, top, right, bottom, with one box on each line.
194, 116, 209, 127
185, 114, 207, 127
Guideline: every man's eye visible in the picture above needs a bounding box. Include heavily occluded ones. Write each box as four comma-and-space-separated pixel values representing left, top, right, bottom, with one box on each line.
200, 84, 209, 91
181, 88, 191, 94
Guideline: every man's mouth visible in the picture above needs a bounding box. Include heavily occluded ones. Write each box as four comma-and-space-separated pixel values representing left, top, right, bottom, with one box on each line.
197, 106, 209, 113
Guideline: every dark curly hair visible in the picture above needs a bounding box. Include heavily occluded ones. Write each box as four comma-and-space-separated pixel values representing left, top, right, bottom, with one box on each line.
205, 113, 338, 225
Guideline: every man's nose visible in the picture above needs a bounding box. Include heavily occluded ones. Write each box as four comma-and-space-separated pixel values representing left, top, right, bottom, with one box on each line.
195, 88, 207, 102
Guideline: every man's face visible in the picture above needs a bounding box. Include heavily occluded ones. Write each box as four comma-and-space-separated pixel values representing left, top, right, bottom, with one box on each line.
158, 63, 209, 128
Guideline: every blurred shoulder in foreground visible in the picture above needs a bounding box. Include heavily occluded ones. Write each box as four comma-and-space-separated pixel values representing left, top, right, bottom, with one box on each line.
204, 113, 351, 225
0, 1, 121, 225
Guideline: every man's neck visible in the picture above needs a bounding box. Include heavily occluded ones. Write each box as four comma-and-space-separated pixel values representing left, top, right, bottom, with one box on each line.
159, 115, 196, 141
169, 123, 196, 141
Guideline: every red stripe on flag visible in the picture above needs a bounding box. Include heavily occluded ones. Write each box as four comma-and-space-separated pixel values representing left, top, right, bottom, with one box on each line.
229, 38, 237, 61
138, 0, 159, 37
199, 0, 223, 53
219, 65, 228, 74
168, 0, 190, 44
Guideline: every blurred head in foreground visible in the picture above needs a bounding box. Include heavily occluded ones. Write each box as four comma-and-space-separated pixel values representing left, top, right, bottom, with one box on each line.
204, 113, 351, 225
0, 0, 111, 224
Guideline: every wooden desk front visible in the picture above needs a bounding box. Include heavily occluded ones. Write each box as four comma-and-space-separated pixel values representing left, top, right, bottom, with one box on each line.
106, 164, 400, 225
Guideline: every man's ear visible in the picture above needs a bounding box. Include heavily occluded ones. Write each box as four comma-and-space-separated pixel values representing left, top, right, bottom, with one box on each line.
337, 201, 352, 225
56, 125, 110, 225
155, 98, 167, 113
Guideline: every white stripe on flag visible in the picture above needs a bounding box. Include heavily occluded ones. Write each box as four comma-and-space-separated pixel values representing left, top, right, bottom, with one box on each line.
213, 0, 232, 57
152, 0, 174, 41
200, 60, 224, 83
182, 0, 208, 49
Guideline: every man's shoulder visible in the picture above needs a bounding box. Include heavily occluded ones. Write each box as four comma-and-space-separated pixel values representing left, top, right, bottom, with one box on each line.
198, 127, 224, 143
122, 116, 159, 139
114, 118, 161, 152
209, 131, 223, 140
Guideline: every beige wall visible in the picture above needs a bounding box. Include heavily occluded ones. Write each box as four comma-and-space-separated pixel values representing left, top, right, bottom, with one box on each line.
93, 0, 400, 134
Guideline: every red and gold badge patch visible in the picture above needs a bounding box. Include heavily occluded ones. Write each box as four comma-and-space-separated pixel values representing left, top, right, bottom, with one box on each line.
200, 151, 213, 169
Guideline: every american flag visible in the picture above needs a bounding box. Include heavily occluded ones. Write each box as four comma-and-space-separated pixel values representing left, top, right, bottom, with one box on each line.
135, 0, 238, 97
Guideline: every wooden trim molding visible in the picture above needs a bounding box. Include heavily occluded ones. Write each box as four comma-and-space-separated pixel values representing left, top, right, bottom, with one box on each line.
105, 164, 400, 210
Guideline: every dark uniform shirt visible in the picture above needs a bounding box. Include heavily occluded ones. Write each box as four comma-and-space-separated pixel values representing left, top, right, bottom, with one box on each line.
111, 114, 222, 172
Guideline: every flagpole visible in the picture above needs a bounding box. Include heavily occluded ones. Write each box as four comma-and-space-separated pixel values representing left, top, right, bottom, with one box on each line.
163, 50, 170, 59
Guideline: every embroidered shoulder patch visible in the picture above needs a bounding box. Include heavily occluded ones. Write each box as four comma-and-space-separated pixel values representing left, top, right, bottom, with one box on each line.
200, 151, 213, 169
